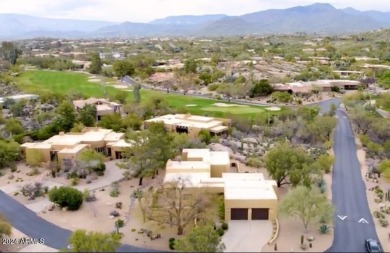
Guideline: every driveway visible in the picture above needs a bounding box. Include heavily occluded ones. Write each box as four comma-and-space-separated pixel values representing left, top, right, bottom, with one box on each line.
326, 109, 380, 252
0, 191, 162, 252
221, 220, 272, 252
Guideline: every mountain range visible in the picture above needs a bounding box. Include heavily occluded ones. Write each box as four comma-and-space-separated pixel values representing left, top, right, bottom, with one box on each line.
1, 3, 390, 39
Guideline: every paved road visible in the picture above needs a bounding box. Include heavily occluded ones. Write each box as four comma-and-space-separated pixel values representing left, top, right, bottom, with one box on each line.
0, 191, 161, 252
326, 109, 380, 252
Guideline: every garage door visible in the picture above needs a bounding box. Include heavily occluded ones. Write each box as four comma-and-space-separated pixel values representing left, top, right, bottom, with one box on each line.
252, 208, 269, 220
231, 208, 248, 220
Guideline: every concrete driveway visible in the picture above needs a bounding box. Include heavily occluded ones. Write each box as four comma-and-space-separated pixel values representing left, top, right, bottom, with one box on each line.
221, 220, 272, 252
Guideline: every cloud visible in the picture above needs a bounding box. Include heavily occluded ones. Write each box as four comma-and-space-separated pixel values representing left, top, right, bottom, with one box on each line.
0, 0, 389, 22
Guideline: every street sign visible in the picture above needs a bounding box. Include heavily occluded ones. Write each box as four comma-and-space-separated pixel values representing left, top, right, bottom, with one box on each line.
337, 215, 347, 220
358, 218, 369, 224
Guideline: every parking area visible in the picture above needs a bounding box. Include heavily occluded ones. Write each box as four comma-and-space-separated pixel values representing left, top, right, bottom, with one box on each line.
221, 220, 272, 252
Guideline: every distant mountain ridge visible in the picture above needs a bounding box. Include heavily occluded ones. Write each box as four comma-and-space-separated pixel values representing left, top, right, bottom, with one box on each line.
1, 3, 390, 39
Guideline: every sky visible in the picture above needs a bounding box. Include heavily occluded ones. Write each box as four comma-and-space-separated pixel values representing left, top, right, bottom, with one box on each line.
1, 0, 389, 23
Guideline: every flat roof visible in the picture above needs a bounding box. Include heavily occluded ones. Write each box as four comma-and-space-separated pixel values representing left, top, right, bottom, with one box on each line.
107, 139, 132, 148
164, 171, 277, 200
168, 161, 211, 170
21, 143, 52, 149
58, 144, 89, 154
210, 125, 228, 133
183, 149, 230, 165
224, 180, 277, 200
164, 172, 211, 186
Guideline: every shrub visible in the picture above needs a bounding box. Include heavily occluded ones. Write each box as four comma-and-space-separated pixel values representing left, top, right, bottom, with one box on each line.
374, 211, 385, 219
318, 224, 331, 234
217, 227, 224, 236
246, 156, 263, 168
110, 190, 120, 197
169, 238, 175, 250
115, 219, 124, 228
208, 83, 219, 91
218, 195, 225, 221
221, 223, 228, 230
48, 186, 83, 211
379, 219, 389, 227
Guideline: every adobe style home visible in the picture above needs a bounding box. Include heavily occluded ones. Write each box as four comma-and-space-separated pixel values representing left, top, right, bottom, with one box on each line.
21, 127, 131, 168
164, 149, 278, 221
144, 114, 231, 138
73, 97, 121, 121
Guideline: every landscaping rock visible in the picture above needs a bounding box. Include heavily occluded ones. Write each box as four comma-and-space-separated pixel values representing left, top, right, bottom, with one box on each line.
110, 210, 119, 217
109, 215, 115, 219
243, 137, 258, 144
8, 174, 14, 180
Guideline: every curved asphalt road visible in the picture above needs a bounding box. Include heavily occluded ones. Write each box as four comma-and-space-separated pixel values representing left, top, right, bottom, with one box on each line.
0, 191, 161, 252
326, 108, 380, 252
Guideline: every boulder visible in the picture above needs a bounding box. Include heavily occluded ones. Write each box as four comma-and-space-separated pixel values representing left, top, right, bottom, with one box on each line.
243, 137, 258, 144
8, 174, 14, 180
209, 143, 234, 155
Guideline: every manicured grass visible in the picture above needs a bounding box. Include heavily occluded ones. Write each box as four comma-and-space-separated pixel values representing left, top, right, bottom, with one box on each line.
15, 70, 119, 98
15, 70, 271, 118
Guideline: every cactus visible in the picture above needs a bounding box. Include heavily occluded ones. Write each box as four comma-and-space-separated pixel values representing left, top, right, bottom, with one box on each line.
301, 235, 304, 245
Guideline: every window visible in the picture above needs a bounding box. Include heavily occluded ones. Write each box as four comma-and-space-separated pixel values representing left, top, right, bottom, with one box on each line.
95, 147, 105, 153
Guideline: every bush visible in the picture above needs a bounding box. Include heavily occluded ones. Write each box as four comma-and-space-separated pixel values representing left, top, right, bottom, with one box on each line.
115, 219, 124, 228
208, 83, 219, 91
217, 227, 224, 236
48, 186, 83, 211
169, 238, 175, 250
379, 219, 388, 227
218, 195, 225, 221
246, 156, 263, 168
221, 222, 228, 230
318, 224, 331, 234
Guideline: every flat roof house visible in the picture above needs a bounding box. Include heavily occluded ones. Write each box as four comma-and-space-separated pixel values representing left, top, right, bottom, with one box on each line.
144, 114, 231, 139
73, 97, 121, 121
21, 127, 131, 168
164, 149, 278, 221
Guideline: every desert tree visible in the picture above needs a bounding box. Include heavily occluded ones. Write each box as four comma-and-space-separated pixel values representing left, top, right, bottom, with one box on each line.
279, 186, 333, 231
265, 141, 312, 187
175, 225, 226, 252
140, 177, 211, 235
67, 229, 121, 252
117, 131, 155, 186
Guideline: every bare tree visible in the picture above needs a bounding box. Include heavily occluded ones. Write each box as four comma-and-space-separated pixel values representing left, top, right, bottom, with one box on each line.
140, 177, 211, 235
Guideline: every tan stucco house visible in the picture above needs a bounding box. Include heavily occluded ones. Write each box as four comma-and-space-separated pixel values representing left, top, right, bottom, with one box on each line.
21, 127, 131, 168
144, 114, 231, 138
73, 97, 121, 121
164, 149, 278, 221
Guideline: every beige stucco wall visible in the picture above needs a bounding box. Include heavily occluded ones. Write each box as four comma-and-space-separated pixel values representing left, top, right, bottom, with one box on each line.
210, 164, 229, 178
25, 148, 50, 164
57, 146, 89, 166
225, 199, 278, 221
